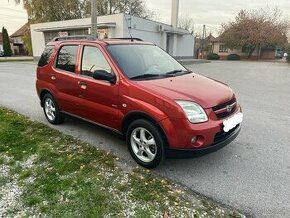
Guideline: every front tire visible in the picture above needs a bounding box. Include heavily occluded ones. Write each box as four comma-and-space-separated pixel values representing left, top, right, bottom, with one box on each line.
42, 93, 64, 124
127, 119, 165, 169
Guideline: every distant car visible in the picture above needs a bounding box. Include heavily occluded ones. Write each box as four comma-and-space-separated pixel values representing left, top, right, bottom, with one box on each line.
36, 36, 243, 168
275, 48, 284, 59
0, 50, 4, 57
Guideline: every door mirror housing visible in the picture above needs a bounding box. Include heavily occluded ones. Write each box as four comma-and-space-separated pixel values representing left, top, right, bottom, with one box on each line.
92, 70, 116, 84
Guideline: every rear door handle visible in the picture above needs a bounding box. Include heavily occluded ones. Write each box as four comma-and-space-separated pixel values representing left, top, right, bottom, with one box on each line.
78, 81, 87, 90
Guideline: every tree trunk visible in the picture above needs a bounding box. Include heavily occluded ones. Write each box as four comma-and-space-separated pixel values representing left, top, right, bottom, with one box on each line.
248, 45, 256, 59
256, 43, 261, 60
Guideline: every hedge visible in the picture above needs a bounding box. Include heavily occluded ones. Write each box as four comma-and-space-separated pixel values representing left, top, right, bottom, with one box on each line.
227, 54, 241, 60
207, 53, 220, 60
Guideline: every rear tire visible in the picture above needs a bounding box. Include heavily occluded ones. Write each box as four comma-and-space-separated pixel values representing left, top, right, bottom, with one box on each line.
42, 93, 64, 124
127, 119, 165, 169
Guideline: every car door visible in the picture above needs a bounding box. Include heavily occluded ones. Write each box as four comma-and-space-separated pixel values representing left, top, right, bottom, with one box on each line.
77, 44, 119, 129
52, 44, 81, 116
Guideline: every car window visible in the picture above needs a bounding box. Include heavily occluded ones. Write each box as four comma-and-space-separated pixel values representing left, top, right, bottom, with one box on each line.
81, 46, 112, 77
38, 45, 55, 67
107, 44, 186, 79
56, 45, 78, 73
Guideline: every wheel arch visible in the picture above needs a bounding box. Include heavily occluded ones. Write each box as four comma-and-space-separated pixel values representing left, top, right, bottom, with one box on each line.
40, 89, 54, 107
121, 111, 169, 147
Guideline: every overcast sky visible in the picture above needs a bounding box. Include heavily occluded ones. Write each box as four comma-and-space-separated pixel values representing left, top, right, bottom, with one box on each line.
0, 1, 27, 35
145, 0, 290, 36
1, 0, 290, 36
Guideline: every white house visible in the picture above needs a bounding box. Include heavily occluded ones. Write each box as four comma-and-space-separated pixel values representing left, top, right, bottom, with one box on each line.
10, 23, 29, 55
30, 13, 194, 59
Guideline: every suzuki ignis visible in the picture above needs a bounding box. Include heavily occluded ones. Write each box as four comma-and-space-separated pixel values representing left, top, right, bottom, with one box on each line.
36, 37, 242, 168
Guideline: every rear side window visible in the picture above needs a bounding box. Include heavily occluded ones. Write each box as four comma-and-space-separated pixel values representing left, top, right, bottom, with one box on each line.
56, 45, 78, 73
38, 46, 54, 67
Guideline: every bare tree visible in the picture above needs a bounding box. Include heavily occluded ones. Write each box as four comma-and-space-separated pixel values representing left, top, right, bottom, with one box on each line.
178, 15, 194, 34
220, 7, 289, 59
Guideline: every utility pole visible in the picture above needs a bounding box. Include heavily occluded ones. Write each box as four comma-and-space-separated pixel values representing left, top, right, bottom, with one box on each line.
91, 0, 98, 38
201, 24, 206, 59
171, 0, 179, 57
202, 24, 206, 50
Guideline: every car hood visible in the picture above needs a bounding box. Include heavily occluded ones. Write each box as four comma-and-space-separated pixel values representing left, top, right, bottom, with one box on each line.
135, 73, 234, 108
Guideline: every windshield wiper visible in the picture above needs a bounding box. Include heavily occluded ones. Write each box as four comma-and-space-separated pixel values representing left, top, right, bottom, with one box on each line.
165, 69, 192, 75
130, 70, 192, 80
130, 74, 163, 80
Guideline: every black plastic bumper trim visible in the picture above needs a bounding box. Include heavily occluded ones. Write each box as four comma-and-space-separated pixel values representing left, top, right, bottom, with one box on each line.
165, 125, 241, 159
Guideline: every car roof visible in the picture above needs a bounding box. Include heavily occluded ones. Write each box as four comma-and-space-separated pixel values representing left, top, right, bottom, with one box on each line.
46, 39, 153, 47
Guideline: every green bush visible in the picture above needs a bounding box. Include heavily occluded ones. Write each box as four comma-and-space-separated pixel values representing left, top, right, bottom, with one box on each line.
227, 54, 240, 60
207, 53, 220, 60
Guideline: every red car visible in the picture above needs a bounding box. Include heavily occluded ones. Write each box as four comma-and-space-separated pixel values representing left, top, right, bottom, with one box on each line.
36, 37, 243, 168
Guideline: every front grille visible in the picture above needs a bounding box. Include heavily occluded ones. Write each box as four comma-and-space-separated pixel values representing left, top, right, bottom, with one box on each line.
214, 125, 239, 144
212, 98, 237, 119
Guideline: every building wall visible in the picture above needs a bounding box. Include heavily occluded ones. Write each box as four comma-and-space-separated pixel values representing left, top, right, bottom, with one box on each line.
31, 14, 125, 58
30, 28, 46, 58
43, 29, 89, 44
124, 15, 194, 58
125, 15, 164, 46
175, 34, 194, 58
212, 42, 273, 59
31, 13, 194, 59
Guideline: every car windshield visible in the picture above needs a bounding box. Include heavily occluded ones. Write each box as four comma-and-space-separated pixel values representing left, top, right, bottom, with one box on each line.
107, 44, 189, 80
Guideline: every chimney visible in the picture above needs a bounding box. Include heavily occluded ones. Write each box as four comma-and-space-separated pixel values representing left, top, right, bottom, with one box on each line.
171, 0, 179, 28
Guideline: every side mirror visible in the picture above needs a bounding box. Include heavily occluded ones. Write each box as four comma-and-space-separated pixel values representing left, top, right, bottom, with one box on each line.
92, 70, 116, 84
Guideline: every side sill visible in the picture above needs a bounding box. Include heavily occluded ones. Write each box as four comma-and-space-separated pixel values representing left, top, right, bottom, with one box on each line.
61, 111, 123, 136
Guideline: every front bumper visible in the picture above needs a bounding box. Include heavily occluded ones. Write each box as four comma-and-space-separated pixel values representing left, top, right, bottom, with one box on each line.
165, 124, 241, 158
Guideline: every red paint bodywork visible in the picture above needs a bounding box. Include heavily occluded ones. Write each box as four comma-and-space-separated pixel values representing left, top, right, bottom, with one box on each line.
36, 39, 241, 150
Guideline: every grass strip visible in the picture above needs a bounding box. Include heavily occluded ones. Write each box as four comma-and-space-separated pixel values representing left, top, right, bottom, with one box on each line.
0, 107, 245, 217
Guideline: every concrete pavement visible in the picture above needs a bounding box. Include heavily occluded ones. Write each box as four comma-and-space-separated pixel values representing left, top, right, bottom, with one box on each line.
0, 61, 289, 217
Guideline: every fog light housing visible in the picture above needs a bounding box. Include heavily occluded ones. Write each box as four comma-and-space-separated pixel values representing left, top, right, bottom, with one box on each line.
191, 136, 197, 144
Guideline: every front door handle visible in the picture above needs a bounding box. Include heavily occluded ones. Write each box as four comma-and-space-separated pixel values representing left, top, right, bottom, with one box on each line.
78, 81, 87, 90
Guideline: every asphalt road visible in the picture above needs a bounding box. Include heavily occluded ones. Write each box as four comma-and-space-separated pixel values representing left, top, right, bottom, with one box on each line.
0, 61, 289, 217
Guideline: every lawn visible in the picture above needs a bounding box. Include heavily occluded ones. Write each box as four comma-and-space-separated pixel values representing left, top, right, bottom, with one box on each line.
0, 107, 245, 217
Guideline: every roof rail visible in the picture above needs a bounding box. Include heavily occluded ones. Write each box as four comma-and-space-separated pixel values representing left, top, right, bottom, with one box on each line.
110, 37, 143, 41
52, 35, 96, 42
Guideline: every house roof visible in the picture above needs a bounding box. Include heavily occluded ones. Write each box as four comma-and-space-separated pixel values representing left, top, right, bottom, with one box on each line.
10, 23, 29, 38
207, 34, 221, 42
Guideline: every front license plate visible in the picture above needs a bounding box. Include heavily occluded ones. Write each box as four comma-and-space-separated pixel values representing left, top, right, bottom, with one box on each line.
223, 112, 243, 132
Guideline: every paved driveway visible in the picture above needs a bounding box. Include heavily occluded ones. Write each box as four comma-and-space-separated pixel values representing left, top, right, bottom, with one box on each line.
0, 61, 289, 217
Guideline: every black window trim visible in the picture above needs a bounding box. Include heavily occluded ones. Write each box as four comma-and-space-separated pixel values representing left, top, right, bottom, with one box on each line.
80, 44, 116, 81
54, 44, 79, 74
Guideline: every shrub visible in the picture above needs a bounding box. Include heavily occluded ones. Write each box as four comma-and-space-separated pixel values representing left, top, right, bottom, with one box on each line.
207, 53, 220, 60
2, 27, 12, 57
227, 54, 240, 60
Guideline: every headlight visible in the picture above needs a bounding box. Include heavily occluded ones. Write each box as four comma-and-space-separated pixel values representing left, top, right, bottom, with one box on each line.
175, 101, 208, 123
